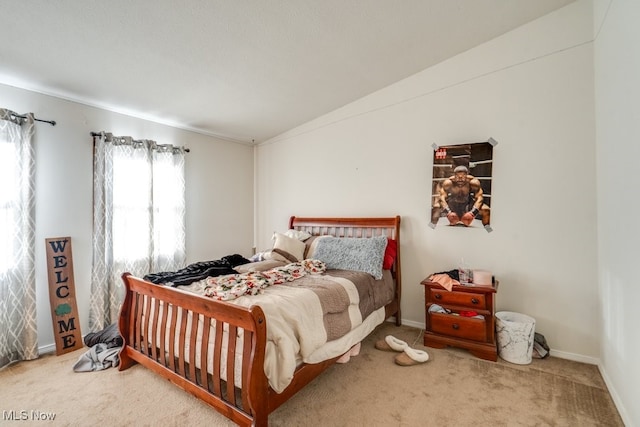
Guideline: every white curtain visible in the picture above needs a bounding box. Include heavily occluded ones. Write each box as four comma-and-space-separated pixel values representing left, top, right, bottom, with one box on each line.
0, 109, 38, 368
89, 133, 186, 331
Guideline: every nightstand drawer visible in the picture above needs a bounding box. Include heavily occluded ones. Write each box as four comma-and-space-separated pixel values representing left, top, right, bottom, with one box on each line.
429, 289, 487, 310
429, 312, 487, 342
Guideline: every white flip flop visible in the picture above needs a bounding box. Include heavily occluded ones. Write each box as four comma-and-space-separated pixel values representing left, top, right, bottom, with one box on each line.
394, 347, 430, 366
384, 335, 409, 352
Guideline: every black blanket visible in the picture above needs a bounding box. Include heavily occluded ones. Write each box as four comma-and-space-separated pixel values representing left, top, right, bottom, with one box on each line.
143, 254, 250, 287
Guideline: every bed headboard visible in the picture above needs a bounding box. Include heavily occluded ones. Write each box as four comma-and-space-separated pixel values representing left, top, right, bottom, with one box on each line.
289, 216, 401, 240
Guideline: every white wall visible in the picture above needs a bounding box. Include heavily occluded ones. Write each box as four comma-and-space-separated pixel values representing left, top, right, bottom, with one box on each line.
257, 1, 598, 359
594, 0, 639, 425
0, 83, 255, 351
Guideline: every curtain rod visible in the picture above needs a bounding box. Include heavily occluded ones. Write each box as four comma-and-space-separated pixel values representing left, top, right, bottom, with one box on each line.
11, 113, 56, 126
90, 131, 190, 152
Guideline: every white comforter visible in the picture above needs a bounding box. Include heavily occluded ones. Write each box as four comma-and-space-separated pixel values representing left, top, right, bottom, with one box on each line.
181, 270, 390, 393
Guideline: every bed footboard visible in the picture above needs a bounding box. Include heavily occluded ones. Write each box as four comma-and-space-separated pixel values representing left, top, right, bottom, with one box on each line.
118, 273, 269, 426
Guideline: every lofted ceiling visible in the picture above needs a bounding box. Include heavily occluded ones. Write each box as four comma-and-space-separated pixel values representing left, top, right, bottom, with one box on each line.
0, 0, 575, 144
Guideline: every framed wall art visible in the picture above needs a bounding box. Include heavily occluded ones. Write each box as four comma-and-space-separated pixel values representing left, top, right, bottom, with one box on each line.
429, 138, 497, 232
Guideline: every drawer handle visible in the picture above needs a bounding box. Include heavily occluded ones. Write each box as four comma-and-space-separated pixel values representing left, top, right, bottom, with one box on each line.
452, 323, 460, 330
434, 294, 442, 300
471, 298, 479, 304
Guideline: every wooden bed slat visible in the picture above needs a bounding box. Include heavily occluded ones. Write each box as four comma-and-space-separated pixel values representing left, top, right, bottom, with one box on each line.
150, 298, 160, 361
213, 320, 223, 397
227, 325, 238, 407
159, 300, 168, 366
142, 295, 151, 356
178, 308, 187, 376
168, 304, 177, 372
128, 293, 137, 350
135, 294, 143, 352
200, 316, 211, 389
188, 312, 198, 382
241, 329, 252, 412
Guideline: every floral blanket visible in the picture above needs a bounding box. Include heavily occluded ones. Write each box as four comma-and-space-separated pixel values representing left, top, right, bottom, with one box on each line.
203, 259, 326, 300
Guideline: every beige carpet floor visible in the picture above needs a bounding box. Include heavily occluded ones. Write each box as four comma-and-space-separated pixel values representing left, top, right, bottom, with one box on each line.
0, 322, 623, 426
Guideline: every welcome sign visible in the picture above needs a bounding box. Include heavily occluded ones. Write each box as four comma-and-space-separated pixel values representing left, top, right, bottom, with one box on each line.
45, 237, 83, 355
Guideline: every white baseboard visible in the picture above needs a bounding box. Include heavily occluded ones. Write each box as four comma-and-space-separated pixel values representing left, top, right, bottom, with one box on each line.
38, 343, 57, 355
397, 318, 424, 329
547, 348, 599, 365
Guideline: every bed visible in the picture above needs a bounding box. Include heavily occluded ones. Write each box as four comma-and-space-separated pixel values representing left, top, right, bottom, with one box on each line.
118, 216, 402, 426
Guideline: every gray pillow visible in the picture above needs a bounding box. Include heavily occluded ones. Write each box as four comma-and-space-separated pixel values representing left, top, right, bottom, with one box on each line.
312, 235, 387, 280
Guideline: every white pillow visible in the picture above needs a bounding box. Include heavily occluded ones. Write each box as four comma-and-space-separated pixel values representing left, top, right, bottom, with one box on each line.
283, 229, 312, 241
269, 232, 306, 263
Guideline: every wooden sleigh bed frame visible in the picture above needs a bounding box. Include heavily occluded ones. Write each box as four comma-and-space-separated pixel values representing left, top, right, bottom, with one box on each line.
118, 216, 401, 426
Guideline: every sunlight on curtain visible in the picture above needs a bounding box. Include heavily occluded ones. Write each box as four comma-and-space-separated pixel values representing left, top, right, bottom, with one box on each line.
0, 143, 18, 273
89, 134, 186, 331
152, 148, 186, 273
0, 109, 38, 368
112, 147, 152, 267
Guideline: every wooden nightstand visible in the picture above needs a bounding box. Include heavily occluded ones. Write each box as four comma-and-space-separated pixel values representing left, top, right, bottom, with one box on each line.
421, 278, 498, 361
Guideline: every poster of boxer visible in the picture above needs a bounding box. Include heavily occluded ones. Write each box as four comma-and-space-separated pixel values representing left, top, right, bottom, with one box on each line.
429, 140, 495, 231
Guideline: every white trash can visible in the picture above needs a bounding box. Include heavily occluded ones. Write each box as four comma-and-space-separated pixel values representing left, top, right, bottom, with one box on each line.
495, 311, 536, 365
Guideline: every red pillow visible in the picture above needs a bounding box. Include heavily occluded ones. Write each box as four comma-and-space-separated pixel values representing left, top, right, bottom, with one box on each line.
383, 238, 397, 270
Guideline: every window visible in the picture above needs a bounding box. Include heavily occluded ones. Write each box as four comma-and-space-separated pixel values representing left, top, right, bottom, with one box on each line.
89, 134, 186, 330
